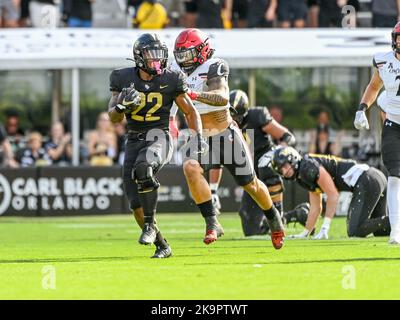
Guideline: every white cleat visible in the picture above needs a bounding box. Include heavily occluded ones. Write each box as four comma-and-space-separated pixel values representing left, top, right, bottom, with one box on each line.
389, 229, 400, 245
388, 237, 400, 245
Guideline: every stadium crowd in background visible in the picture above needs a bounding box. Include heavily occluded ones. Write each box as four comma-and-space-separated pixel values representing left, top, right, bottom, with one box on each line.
2, 0, 399, 29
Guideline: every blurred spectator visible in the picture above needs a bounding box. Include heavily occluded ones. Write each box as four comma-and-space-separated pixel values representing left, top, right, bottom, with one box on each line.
63, 0, 94, 28
182, 0, 196, 27
247, 0, 277, 28
307, 0, 319, 27
318, 0, 358, 28
133, 0, 168, 29
0, 0, 20, 27
88, 112, 117, 166
371, 0, 400, 28
0, 123, 18, 167
113, 119, 126, 165
277, 0, 308, 28
160, 0, 183, 27
19, 0, 29, 26
308, 110, 339, 155
16, 131, 52, 167
5, 109, 25, 154
184, 0, 231, 29
29, 0, 60, 28
44, 121, 72, 165
231, 0, 247, 28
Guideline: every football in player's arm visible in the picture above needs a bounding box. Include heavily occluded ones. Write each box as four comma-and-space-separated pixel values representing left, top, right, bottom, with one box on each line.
353, 22, 400, 245
107, 33, 205, 259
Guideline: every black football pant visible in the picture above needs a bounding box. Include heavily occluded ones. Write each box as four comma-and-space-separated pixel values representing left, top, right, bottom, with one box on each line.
123, 130, 172, 211
347, 168, 391, 237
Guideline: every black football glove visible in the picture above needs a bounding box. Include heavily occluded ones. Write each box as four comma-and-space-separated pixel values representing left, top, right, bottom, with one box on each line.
115, 84, 142, 114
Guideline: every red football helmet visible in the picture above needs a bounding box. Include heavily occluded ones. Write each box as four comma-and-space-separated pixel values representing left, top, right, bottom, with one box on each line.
174, 28, 215, 74
392, 22, 400, 53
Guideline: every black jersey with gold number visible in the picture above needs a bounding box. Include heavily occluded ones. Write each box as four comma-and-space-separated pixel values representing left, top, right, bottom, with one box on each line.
297, 154, 356, 192
110, 67, 187, 132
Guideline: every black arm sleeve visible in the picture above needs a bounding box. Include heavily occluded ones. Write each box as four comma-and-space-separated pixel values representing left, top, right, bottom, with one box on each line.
207, 59, 229, 80
109, 69, 122, 92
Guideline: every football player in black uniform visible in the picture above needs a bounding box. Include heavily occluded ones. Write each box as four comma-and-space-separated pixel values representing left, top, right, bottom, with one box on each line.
271, 147, 391, 239
208, 90, 309, 236
108, 33, 205, 258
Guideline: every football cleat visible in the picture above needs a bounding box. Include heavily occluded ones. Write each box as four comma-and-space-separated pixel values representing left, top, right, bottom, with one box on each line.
388, 237, 400, 245
271, 231, 285, 250
151, 244, 172, 258
138, 223, 157, 245
266, 209, 285, 250
203, 223, 224, 245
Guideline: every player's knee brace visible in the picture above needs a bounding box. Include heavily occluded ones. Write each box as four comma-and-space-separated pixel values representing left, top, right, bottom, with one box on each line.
132, 163, 160, 193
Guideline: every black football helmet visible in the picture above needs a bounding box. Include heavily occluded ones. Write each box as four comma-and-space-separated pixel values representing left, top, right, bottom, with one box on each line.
133, 33, 168, 76
229, 89, 249, 125
271, 146, 302, 180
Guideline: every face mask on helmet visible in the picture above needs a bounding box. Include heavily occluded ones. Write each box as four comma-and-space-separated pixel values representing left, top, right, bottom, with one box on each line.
174, 29, 214, 74
141, 48, 168, 75
271, 147, 301, 180
174, 47, 199, 74
133, 34, 168, 76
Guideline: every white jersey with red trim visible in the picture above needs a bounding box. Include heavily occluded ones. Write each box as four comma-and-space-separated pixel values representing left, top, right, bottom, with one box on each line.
170, 58, 230, 115
374, 51, 400, 115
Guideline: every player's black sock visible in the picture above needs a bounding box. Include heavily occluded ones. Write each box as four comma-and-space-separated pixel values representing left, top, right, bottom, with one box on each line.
274, 201, 283, 217
198, 199, 216, 218
198, 200, 218, 227
139, 189, 158, 224
154, 231, 168, 248
263, 205, 279, 220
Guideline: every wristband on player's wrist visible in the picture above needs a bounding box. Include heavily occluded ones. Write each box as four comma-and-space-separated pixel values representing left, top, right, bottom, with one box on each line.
115, 104, 125, 113
187, 90, 199, 100
358, 103, 368, 112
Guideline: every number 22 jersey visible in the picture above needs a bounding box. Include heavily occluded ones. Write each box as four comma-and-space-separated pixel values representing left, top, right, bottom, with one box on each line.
109, 67, 187, 132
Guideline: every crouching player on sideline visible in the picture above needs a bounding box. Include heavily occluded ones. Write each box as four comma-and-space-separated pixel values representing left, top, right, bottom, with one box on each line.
208, 89, 310, 236
173, 28, 285, 249
271, 147, 391, 239
108, 33, 206, 258
353, 23, 400, 244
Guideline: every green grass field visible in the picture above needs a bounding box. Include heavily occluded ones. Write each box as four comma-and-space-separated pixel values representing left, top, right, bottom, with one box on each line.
0, 213, 399, 300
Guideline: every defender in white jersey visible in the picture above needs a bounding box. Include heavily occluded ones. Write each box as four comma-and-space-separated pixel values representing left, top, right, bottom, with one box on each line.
354, 22, 400, 245
173, 28, 285, 249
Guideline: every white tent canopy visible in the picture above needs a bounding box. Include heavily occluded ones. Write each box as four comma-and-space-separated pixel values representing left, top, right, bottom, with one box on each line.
0, 28, 393, 70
